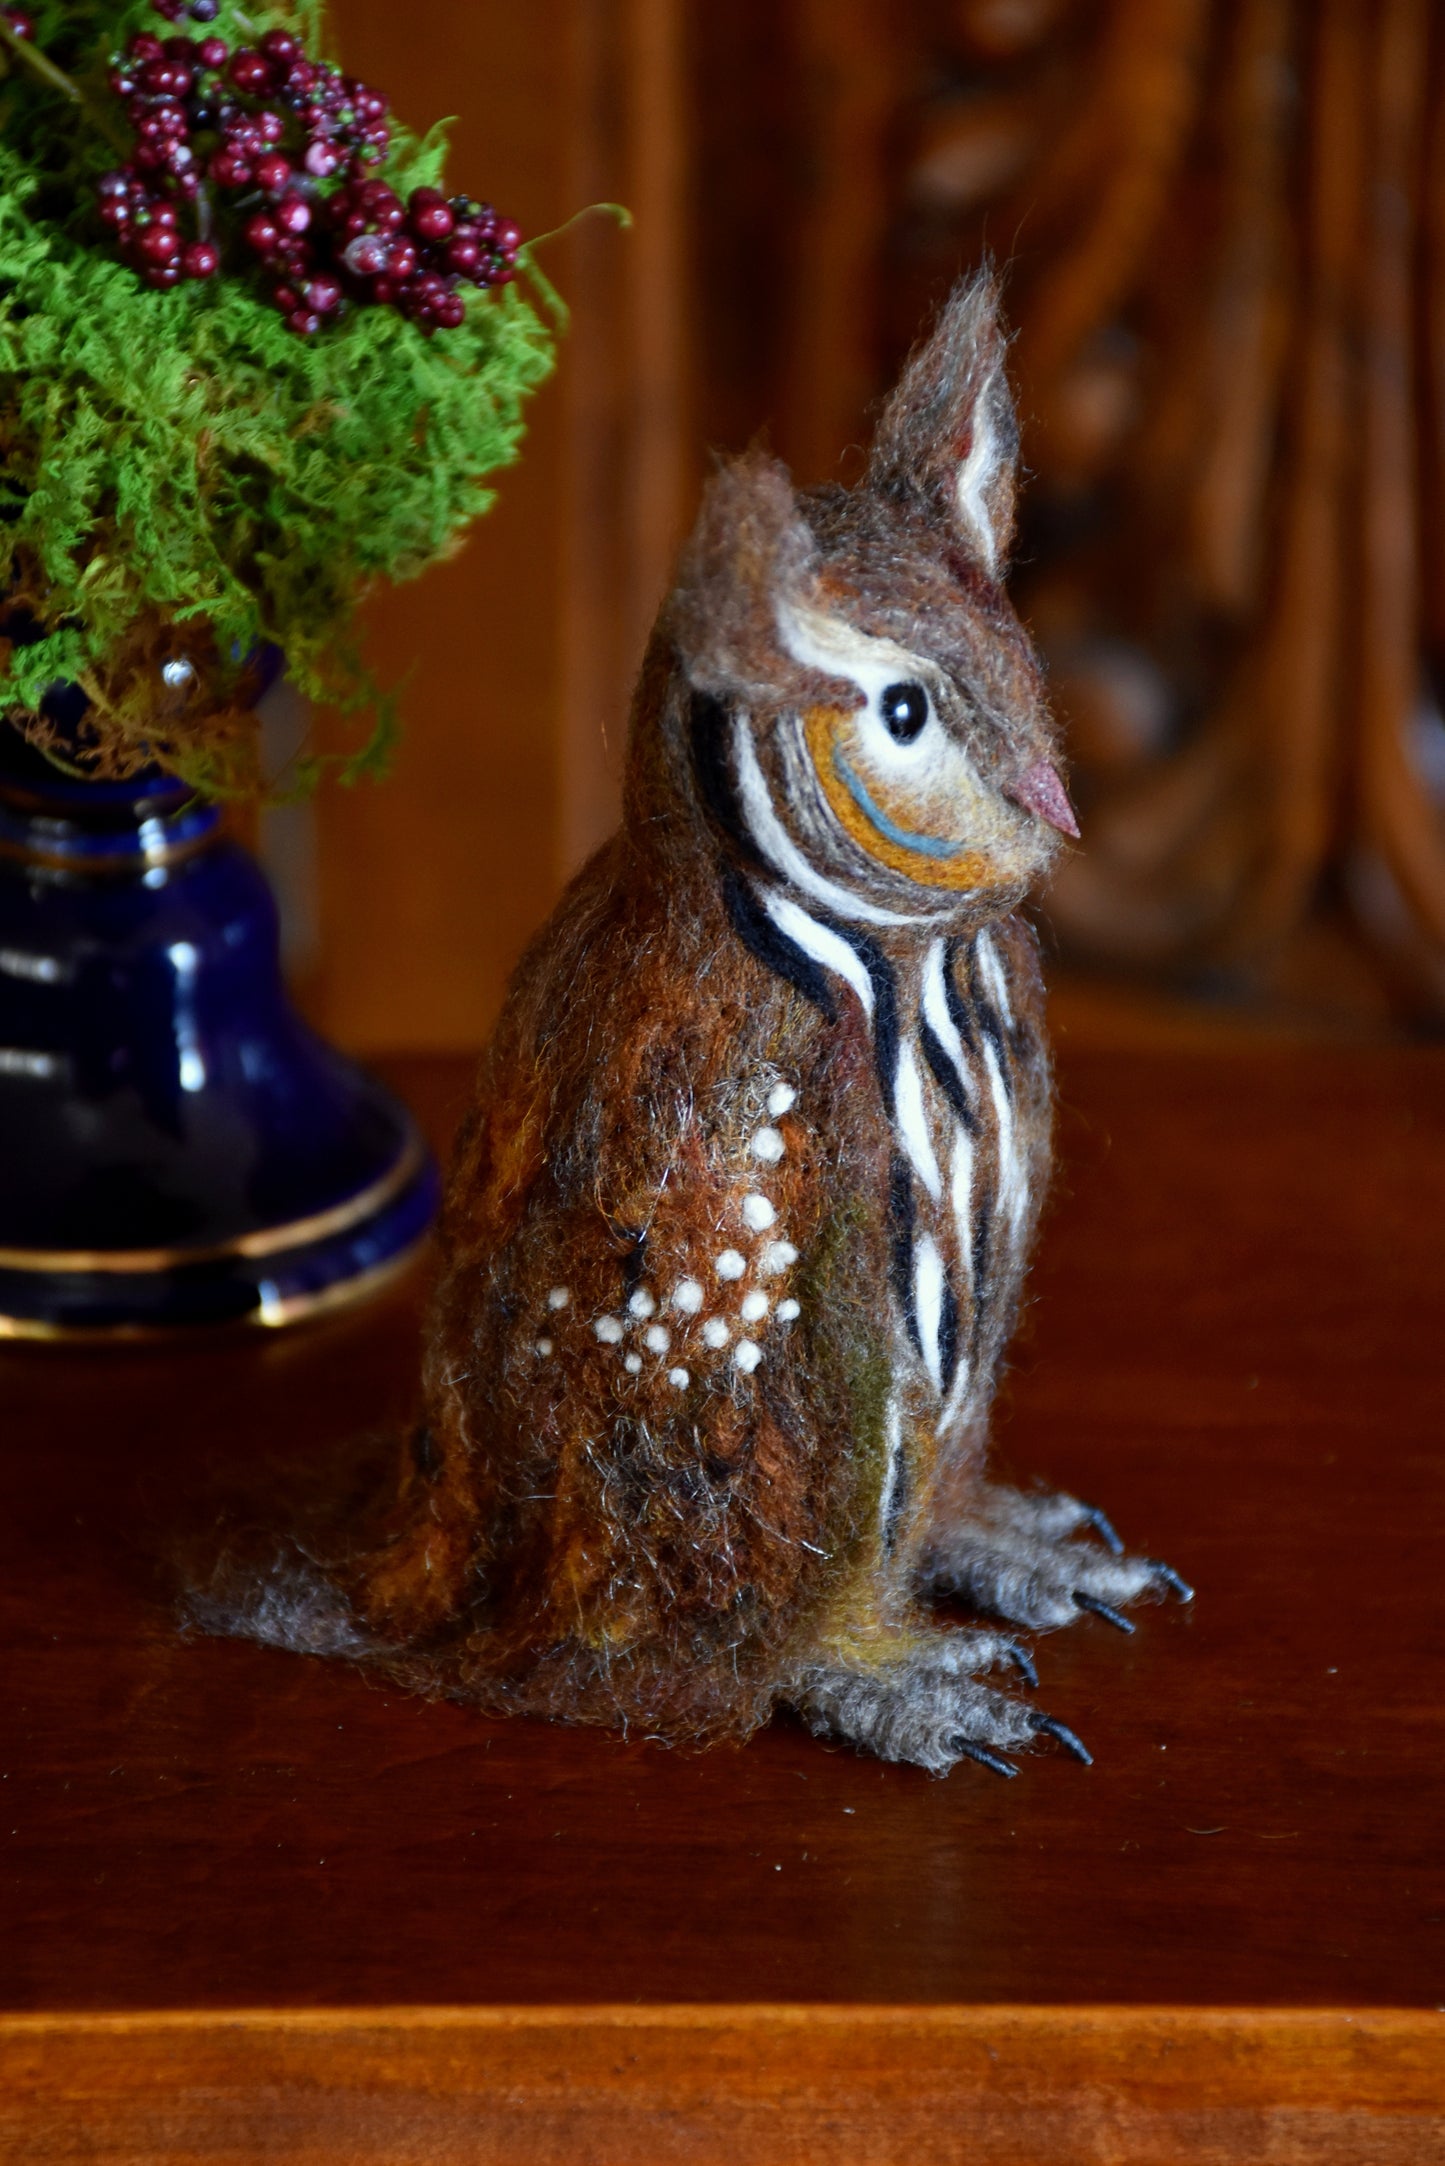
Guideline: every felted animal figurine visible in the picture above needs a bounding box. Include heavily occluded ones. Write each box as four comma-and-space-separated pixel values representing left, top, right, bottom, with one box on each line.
242, 275, 1191, 1775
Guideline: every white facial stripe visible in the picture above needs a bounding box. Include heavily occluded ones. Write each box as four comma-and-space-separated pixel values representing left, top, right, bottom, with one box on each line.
976, 926, 1013, 1027
778, 599, 936, 694
878, 1389, 904, 1540
982, 1037, 1022, 1237
921, 939, 978, 1109
732, 714, 927, 927
894, 1038, 942, 1202
763, 889, 875, 1016
950, 1122, 974, 1282
913, 1233, 946, 1394
955, 374, 1003, 576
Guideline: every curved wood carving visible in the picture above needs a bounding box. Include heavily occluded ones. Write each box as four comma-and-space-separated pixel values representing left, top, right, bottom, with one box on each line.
692, 1, 1445, 1017
877, 0, 1445, 1011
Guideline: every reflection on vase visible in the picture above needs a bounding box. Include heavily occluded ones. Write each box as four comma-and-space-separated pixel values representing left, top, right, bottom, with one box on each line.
0, 726, 438, 1337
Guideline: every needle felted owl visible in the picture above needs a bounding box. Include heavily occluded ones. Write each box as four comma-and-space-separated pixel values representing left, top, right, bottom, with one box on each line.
239, 275, 1191, 1775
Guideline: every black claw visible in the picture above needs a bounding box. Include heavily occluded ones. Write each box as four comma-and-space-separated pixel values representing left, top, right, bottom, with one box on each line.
1073, 1591, 1136, 1634
1146, 1559, 1195, 1603
948, 1737, 1018, 1779
1082, 1504, 1125, 1556
1006, 1641, 1039, 1689
1032, 1712, 1093, 1765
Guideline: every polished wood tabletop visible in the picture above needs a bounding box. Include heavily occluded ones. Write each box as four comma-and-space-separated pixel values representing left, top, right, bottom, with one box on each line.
5, 1040, 1442, 2011
3, 1046, 1443, 2159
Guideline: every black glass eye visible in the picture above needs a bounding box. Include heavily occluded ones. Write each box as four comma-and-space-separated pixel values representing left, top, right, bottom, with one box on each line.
879, 680, 929, 744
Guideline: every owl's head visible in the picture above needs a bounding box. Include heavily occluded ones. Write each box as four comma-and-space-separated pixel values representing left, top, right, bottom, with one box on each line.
658, 276, 1075, 932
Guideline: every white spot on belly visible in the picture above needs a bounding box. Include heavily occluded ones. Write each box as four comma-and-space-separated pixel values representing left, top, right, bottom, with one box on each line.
716, 1249, 746, 1280
624, 1353, 642, 1374
547, 1287, 570, 1310
644, 1324, 671, 1353
767, 1082, 797, 1116
734, 1340, 762, 1374
594, 1316, 624, 1344
667, 1366, 690, 1389
535, 1337, 553, 1356
759, 1241, 798, 1276
741, 1193, 776, 1231
750, 1126, 785, 1163
627, 1288, 656, 1318
776, 1298, 800, 1322
672, 1278, 704, 1314
739, 1289, 769, 1323
702, 1317, 730, 1348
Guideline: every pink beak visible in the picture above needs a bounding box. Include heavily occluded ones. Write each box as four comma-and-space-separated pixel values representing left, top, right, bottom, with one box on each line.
1007, 758, 1080, 839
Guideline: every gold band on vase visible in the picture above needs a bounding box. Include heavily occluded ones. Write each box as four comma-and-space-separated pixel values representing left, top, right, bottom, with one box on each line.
0, 1235, 430, 1342
0, 1126, 427, 1275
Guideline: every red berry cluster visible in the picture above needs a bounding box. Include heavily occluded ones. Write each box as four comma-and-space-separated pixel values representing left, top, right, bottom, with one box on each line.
93, 0, 521, 333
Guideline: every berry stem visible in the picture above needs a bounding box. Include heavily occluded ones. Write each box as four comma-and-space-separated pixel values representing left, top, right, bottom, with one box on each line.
522, 200, 631, 253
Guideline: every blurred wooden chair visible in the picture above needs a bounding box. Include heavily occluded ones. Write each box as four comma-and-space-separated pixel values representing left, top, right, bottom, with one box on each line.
694, 0, 1445, 1033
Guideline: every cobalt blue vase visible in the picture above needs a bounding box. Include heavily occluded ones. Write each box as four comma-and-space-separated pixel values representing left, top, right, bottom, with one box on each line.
0, 722, 439, 1337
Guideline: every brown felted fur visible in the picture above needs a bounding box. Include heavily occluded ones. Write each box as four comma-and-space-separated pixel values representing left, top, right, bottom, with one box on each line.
205, 275, 1190, 1775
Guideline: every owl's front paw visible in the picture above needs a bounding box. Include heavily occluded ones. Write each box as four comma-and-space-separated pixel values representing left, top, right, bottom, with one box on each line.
785, 1628, 1092, 1778
921, 1484, 1193, 1635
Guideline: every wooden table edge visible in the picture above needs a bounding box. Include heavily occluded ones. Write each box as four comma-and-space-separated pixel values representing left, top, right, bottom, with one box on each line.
2, 2004, 1441, 2165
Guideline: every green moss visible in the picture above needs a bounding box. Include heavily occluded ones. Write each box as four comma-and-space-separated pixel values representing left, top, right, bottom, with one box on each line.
0, 2, 557, 791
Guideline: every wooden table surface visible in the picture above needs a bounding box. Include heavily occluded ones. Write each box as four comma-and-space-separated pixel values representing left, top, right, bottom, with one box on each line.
3, 1047, 1443, 2162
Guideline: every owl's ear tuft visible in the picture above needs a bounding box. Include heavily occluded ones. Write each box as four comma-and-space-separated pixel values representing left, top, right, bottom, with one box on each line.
667, 449, 821, 706
867, 272, 1019, 578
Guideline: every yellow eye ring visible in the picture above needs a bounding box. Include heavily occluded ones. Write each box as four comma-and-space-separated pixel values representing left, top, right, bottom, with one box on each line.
803, 706, 988, 890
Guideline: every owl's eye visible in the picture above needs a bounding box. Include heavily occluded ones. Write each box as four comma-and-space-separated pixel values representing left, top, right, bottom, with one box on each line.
879, 680, 930, 744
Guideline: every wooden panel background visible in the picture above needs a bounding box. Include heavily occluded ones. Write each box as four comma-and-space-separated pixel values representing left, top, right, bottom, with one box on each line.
2, 2007, 1440, 2165
296, 0, 691, 1053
